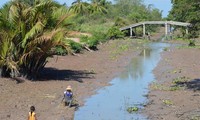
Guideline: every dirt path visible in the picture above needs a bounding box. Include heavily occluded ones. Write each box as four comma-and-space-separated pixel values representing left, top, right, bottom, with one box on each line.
0, 39, 143, 120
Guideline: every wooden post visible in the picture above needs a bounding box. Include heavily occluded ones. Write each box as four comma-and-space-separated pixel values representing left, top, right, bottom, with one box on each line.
130, 27, 132, 37
143, 23, 145, 37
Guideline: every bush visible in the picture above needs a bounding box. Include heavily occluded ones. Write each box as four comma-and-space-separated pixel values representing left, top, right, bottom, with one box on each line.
69, 40, 83, 53
54, 46, 67, 56
188, 39, 195, 46
80, 36, 99, 50
107, 26, 125, 39
92, 31, 108, 43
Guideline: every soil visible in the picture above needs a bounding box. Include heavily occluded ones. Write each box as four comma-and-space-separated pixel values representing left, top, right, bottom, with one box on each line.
143, 40, 200, 120
1, 38, 200, 120
0, 39, 141, 120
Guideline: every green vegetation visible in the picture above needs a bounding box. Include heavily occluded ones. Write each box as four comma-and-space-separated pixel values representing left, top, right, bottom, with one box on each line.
172, 76, 190, 84
169, 86, 182, 91
0, 0, 164, 80
191, 116, 200, 120
169, 76, 190, 91
0, 0, 73, 79
162, 99, 173, 106
168, 0, 200, 38
127, 106, 139, 113
151, 82, 183, 91
68, 40, 83, 53
151, 83, 168, 91
163, 47, 169, 51
109, 39, 146, 60
107, 26, 125, 39
151, 76, 191, 91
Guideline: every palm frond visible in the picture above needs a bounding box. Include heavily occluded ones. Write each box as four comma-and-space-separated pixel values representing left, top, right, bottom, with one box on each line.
22, 21, 45, 48
8, 4, 19, 24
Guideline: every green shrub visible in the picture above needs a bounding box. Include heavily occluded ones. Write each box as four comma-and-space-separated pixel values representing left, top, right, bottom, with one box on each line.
54, 46, 67, 56
69, 40, 83, 53
114, 17, 128, 27
188, 39, 195, 46
107, 26, 125, 39
80, 35, 99, 50
87, 38, 99, 50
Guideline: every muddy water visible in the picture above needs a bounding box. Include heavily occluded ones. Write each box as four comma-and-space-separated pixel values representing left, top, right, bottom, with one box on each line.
74, 42, 171, 120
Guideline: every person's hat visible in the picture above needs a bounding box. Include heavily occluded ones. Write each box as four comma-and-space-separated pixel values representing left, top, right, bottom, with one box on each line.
66, 85, 72, 91
30, 106, 35, 111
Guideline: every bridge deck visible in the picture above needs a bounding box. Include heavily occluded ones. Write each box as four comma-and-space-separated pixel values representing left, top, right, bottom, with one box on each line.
120, 21, 191, 31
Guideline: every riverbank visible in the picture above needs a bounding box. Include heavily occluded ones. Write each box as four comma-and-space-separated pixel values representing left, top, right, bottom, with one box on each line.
144, 42, 200, 119
1, 38, 200, 120
0, 39, 145, 120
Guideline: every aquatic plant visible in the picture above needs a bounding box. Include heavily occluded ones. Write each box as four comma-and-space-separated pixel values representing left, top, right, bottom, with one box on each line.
127, 106, 139, 113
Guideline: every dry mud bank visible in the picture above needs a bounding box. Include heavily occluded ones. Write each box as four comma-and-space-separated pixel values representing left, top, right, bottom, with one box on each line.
144, 45, 200, 120
0, 39, 144, 120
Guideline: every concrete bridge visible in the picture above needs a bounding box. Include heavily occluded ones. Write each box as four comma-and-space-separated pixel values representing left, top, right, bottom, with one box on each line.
120, 21, 191, 37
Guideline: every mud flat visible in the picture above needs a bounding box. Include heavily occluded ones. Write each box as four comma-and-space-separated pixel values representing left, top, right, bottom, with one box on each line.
144, 44, 200, 120
0, 39, 143, 120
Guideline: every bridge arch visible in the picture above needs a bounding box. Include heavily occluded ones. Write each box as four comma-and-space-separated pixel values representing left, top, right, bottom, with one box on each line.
120, 21, 191, 37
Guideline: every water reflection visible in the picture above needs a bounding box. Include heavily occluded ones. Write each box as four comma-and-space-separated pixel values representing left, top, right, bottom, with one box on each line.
119, 48, 152, 80
139, 48, 152, 57
74, 43, 171, 120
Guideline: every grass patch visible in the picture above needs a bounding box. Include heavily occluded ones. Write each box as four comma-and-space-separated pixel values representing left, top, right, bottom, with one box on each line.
169, 76, 190, 91
162, 99, 173, 106
169, 86, 182, 91
172, 76, 190, 84
109, 38, 146, 60
191, 115, 200, 120
150, 82, 168, 91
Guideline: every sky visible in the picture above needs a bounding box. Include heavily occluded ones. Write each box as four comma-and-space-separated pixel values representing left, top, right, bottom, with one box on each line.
0, 0, 172, 17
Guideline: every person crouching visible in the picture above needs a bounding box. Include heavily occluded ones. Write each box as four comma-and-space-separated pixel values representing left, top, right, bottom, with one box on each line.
64, 85, 73, 107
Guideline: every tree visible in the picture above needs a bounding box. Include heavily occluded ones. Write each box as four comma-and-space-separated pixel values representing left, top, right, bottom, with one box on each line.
168, 0, 200, 37
69, 0, 89, 15
0, 0, 73, 79
89, 0, 108, 14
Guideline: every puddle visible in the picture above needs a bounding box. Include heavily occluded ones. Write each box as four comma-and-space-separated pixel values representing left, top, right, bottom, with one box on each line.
74, 42, 172, 120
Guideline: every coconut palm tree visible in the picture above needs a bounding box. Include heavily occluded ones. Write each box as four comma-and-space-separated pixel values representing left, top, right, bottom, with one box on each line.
70, 0, 89, 15
89, 0, 108, 14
